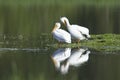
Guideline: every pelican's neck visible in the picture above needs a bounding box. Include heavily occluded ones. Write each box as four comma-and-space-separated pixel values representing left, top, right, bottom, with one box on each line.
65, 62, 70, 70
64, 19, 71, 27
61, 62, 70, 74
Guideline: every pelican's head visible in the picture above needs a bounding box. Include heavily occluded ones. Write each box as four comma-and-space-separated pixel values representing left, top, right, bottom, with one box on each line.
55, 22, 61, 28
51, 22, 61, 33
60, 17, 69, 26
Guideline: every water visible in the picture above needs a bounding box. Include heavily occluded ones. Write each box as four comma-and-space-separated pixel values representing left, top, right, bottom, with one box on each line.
0, 34, 120, 80
0, 46, 120, 80
0, 1, 120, 80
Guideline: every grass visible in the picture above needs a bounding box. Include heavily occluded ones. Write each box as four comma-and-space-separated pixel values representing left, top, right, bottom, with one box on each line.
0, 33, 120, 52
48, 34, 120, 52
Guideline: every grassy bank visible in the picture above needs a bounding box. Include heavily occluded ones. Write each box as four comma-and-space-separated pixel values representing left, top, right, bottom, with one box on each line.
0, 34, 120, 52
49, 34, 120, 52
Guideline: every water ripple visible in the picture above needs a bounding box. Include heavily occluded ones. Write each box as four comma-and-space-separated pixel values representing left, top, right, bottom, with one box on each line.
0, 48, 48, 52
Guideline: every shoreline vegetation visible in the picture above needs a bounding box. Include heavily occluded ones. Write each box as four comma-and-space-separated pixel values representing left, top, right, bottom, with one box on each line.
49, 34, 120, 52
0, 34, 120, 52
0, 0, 119, 7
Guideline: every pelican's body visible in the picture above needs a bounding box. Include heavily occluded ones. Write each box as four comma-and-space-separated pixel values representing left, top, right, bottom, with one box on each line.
60, 17, 90, 42
51, 22, 71, 43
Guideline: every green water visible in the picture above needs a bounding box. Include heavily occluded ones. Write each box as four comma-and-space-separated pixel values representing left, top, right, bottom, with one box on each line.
0, 34, 120, 80
0, 47, 120, 80
0, 0, 120, 80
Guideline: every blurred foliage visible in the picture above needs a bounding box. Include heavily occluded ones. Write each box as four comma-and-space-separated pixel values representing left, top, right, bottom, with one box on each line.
0, 0, 120, 37
0, 0, 120, 6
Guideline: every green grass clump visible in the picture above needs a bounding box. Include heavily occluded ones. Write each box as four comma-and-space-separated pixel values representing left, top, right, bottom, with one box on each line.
49, 34, 120, 52
81, 34, 120, 52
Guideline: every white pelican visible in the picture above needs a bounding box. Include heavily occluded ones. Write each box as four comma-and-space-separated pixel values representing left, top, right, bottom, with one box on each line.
51, 48, 71, 70
60, 48, 90, 74
51, 22, 71, 43
60, 17, 90, 42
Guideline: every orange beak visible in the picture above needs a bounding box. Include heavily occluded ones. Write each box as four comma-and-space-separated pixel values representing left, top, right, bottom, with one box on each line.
51, 25, 57, 33
51, 56, 57, 65
64, 20, 67, 26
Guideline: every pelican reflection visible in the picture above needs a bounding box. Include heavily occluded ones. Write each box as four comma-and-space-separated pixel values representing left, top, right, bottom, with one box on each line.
51, 48, 71, 70
61, 48, 90, 74
51, 47, 90, 74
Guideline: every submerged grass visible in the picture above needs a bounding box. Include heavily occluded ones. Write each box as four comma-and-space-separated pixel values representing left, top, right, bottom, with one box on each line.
49, 34, 120, 52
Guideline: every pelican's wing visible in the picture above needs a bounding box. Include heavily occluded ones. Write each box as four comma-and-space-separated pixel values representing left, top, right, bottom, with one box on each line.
54, 33, 66, 41
72, 25, 89, 38
59, 29, 70, 37
73, 25, 88, 33
53, 48, 65, 56
53, 30, 68, 42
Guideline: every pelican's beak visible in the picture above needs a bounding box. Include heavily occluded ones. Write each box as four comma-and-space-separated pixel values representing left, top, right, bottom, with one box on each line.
51, 56, 57, 65
64, 20, 67, 26
51, 25, 57, 33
